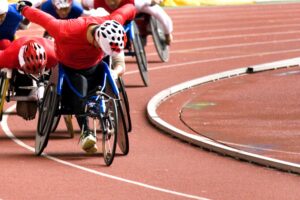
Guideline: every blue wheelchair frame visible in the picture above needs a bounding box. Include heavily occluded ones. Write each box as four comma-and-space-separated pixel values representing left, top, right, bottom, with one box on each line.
124, 21, 134, 41
56, 61, 120, 114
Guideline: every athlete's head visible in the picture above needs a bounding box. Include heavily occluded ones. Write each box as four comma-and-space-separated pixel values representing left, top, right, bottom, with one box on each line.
94, 20, 127, 56
0, 0, 8, 25
104, 0, 122, 10
18, 40, 47, 75
52, 0, 73, 18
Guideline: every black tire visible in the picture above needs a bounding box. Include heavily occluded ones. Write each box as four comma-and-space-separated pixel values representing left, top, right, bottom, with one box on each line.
150, 16, 169, 62
107, 78, 129, 155
101, 98, 118, 166
117, 101, 129, 155
117, 78, 131, 132
132, 22, 149, 87
0, 72, 8, 121
36, 84, 58, 155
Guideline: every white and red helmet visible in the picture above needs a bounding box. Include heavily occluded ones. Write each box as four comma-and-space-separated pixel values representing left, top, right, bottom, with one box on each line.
52, 0, 72, 9
0, 0, 8, 15
94, 20, 127, 56
18, 40, 47, 75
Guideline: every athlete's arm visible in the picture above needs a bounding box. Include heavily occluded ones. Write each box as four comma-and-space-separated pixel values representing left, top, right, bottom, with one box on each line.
21, 7, 60, 37
0, 45, 18, 69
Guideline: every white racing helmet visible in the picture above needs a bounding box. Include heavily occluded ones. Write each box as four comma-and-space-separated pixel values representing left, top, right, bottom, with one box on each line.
52, 0, 72, 9
0, 0, 8, 15
94, 20, 127, 56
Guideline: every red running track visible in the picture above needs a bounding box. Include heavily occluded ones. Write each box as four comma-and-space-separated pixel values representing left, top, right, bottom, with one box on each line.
1, 3, 300, 200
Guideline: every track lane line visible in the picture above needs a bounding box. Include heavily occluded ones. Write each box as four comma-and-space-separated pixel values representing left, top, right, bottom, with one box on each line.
126, 48, 300, 75
1, 105, 211, 200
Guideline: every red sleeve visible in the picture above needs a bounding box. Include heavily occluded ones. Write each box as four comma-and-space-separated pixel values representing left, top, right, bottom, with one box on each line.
0, 40, 22, 69
97, 4, 136, 25
0, 39, 11, 50
22, 7, 60, 38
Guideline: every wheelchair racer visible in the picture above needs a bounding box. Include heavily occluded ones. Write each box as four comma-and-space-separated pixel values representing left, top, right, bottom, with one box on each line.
0, 36, 58, 120
17, 1, 136, 153
0, 0, 42, 50
82, 0, 173, 45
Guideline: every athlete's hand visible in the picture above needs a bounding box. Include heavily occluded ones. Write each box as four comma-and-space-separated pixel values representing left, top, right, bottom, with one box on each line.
16, 0, 32, 13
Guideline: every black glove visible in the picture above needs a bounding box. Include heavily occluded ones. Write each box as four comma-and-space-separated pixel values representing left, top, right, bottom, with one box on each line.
16, 0, 32, 13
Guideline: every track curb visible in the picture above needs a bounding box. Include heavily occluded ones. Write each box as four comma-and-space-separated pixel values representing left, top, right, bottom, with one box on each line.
147, 57, 300, 174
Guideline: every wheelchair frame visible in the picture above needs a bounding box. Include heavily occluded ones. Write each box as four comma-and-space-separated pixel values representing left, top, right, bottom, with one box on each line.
35, 61, 130, 166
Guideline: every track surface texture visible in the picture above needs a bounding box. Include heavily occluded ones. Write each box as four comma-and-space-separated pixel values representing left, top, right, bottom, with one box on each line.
1, 3, 300, 200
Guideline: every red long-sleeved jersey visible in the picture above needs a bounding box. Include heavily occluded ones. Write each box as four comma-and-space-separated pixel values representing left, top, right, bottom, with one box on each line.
0, 37, 57, 70
22, 5, 136, 69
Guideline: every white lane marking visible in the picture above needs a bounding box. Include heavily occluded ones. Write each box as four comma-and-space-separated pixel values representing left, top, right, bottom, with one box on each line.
146, 38, 300, 56
172, 10, 300, 19
175, 30, 300, 43
175, 17, 300, 29
1, 105, 210, 200
141, 25, 300, 47
175, 23, 300, 35
126, 48, 300, 75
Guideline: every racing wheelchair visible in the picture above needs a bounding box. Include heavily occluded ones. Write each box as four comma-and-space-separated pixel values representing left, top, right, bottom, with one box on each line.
35, 60, 131, 166
0, 69, 74, 136
0, 69, 49, 120
135, 14, 170, 63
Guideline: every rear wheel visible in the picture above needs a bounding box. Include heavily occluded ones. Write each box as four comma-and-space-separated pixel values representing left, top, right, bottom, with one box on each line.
117, 78, 131, 132
150, 16, 169, 62
36, 84, 58, 155
107, 78, 129, 155
101, 98, 118, 166
117, 101, 129, 155
132, 22, 149, 87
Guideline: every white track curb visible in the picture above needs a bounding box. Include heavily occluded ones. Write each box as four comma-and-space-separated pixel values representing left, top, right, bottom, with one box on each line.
147, 57, 300, 174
